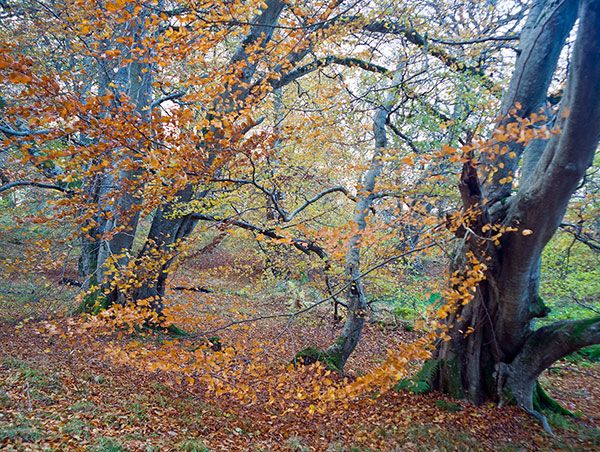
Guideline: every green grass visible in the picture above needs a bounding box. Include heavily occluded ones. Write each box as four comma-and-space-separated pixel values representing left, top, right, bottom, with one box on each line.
564, 344, 600, 364
60, 418, 91, 438
0, 387, 10, 408
1, 356, 61, 390
69, 400, 97, 413
0, 416, 43, 443
540, 232, 600, 326
177, 438, 210, 452
87, 437, 128, 452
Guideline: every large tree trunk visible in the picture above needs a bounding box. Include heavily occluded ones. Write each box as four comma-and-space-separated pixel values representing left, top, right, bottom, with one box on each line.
428, 0, 600, 428
78, 8, 152, 309
132, 186, 199, 313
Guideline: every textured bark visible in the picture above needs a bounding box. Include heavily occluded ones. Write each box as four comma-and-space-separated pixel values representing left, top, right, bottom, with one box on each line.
429, 0, 600, 427
485, 0, 578, 202
132, 186, 199, 312
77, 8, 153, 308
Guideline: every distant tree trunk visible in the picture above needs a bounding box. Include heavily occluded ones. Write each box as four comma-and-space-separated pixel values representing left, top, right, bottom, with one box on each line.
321, 105, 387, 371
427, 0, 600, 429
310, 69, 404, 371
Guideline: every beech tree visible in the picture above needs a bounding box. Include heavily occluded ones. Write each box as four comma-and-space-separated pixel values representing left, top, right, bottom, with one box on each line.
2, 0, 599, 431
423, 0, 600, 430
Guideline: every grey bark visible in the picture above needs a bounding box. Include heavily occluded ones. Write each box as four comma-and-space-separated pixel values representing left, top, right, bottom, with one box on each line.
325, 69, 404, 370
430, 0, 600, 426
485, 0, 578, 202
78, 8, 153, 303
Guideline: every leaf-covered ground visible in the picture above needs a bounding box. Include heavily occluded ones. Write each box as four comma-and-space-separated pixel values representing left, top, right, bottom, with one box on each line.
1, 257, 599, 451
1, 327, 598, 450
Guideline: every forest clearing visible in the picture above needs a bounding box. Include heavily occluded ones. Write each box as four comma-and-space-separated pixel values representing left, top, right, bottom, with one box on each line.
1, 0, 599, 450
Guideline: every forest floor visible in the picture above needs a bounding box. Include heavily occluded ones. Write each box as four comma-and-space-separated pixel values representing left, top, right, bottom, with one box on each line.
0, 253, 599, 451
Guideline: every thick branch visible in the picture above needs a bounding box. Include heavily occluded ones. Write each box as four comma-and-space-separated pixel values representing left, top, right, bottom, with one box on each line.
362, 19, 495, 91
273, 56, 391, 89
486, 0, 578, 200
150, 91, 186, 109
510, 0, 600, 250
511, 317, 600, 381
0, 124, 52, 137
429, 34, 519, 46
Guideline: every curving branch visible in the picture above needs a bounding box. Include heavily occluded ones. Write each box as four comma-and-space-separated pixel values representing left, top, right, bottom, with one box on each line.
273, 56, 392, 89
285, 186, 353, 221
428, 34, 519, 46
190, 212, 327, 259
0, 124, 52, 137
361, 19, 496, 91
385, 119, 420, 153
0, 180, 72, 195
150, 91, 186, 109
212, 177, 354, 222
559, 222, 600, 253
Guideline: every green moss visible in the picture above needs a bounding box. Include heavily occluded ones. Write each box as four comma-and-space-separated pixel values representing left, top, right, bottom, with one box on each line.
528, 296, 550, 318
503, 390, 516, 406
576, 344, 600, 362
294, 347, 343, 373
77, 289, 108, 315
570, 316, 600, 342
164, 324, 190, 338
533, 381, 573, 417
442, 358, 465, 399
435, 399, 463, 412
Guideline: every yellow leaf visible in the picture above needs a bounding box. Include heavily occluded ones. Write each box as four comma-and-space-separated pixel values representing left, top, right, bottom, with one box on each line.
522, 229, 533, 236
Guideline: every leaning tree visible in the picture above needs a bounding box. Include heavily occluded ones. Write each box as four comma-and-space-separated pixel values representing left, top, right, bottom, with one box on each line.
424, 0, 600, 429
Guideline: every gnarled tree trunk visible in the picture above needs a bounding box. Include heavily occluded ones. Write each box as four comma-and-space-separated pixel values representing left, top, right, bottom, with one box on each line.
428, 0, 600, 429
